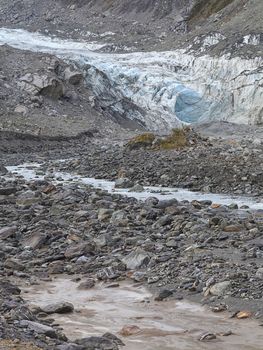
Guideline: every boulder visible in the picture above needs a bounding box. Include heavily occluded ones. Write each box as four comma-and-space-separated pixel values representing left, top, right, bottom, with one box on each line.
64, 67, 83, 85
75, 336, 119, 350
0, 165, 8, 175
209, 281, 231, 296
40, 302, 74, 314
22, 232, 47, 249
65, 242, 96, 259
122, 248, 151, 270
115, 178, 134, 189
20, 320, 58, 338
18, 73, 64, 99
0, 187, 17, 195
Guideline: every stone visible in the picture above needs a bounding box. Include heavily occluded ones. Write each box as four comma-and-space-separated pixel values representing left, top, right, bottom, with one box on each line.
223, 224, 243, 232
18, 73, 64, 99
0, 165, 8, 175
0, 226, 16, 240
255, 268, 263, 279
98, 208, 113, 221
129, 184, 144, 192
155, 289, 173, 301
64, 242, 96, 259
77, 279, 95, 290
209, 281, 231, 296
115, 178, 134, 189
20, 320, 57, 338
122, 248, 150, 270
64, 67, 83, 85
22, 232, 47, 249
14, 105, 28, 115
41, 302, 74, 314
4, 258, 24, 271
0, 187, 17, 195
57, 344, 84, 350
119, 325, 141, 336
75, 336, 119, 350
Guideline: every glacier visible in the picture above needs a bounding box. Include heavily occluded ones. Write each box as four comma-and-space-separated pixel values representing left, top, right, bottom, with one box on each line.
0, 28, 262, 130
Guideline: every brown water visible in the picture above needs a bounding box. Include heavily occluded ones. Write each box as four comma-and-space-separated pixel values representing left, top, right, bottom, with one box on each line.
22, 278, 263, 350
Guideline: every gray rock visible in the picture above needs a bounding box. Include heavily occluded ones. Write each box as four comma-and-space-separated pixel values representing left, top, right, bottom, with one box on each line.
77, 279, 95, 290
64, 67, 83, 85
41, 302, 74, 314
75, 336, 119, 350
0, 226, 16, 240
256, 268, 263, 279
0, 187, 17, 195
129, 184, 144, 192
0, 165, 8, 175
209, 281, 231, 296
18, 73, 64, 99
57, 344, 84, 350
115, 178, 134, 189
22, 232, 47, 249
122, 248, 151, 270
20, 320, 57, 338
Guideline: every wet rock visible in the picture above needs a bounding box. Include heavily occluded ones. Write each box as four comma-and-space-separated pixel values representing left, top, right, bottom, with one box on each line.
129, 184, 144, 192
154, 289, 173, 301
19, 320, 58, 338
57, 344, 84, 350
115, 178, 134, 189
75, 336, 119, 350
199, 333, 217, 341
119, 325, 141, 336
40, 302, 74, 314
122, 248, 151, 270
102, 333, 125, 346
209, 281, 231, 296
77, 279, 95, 290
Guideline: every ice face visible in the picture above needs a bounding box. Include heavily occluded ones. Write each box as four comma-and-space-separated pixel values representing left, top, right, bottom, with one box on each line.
0, 28, 262, 130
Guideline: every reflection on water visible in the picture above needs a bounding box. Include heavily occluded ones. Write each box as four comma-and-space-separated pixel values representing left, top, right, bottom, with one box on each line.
22, 278, 263, 350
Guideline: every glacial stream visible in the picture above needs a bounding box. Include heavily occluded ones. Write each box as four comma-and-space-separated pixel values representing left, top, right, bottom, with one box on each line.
6, 162, 263, 210
22, 278, 263, 350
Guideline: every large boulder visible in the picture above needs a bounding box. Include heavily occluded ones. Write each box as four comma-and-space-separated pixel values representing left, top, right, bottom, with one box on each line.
64, 67, 83, 85
18, 73, 64, 99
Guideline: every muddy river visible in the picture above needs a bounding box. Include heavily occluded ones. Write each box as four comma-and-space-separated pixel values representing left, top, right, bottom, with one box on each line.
22, 278, 263, 350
